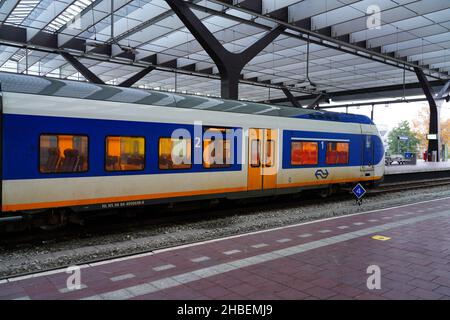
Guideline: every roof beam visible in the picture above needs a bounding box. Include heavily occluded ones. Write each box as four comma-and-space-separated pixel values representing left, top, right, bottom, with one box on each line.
307, 93, 328, 109
318, 96, 449, 110
171, 2, 412, 95
60, 52, 105, 84
262, 78, 448, 105
181, 1, 449, 96
0, 21, 329, 97
0, 23, 26, 43
437, 81, 450, 101
281, 87, 302, 108
0, 35, 308, 97
166, 0, 285, 100
118, 65, 155, 87
207, 0, 450, 81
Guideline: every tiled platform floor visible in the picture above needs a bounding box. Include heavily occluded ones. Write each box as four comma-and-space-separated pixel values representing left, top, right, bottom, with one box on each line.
1, 197, 450, 300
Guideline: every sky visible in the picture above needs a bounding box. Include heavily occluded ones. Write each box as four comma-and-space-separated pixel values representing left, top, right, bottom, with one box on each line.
326, 95, 450, 133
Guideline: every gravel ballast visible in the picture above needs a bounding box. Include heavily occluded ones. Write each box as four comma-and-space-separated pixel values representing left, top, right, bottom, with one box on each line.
1, 185, 450, 279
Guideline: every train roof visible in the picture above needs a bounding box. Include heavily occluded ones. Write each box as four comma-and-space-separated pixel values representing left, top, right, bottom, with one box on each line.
0, 72, 373, 125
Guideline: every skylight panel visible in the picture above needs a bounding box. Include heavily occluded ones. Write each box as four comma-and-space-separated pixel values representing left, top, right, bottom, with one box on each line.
10, 48, 33, 62
45, 0, 95, 32
5, 0, 40, 25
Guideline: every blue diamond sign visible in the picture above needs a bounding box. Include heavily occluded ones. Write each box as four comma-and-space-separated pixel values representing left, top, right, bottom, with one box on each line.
352, 183, 366, 199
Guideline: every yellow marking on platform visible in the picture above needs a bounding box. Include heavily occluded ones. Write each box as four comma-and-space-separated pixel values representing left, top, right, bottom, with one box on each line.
372, 235, 391, 241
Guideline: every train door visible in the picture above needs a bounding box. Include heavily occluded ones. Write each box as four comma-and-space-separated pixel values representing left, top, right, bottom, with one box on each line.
247, 128, 278, 191
361, 131, 375, 178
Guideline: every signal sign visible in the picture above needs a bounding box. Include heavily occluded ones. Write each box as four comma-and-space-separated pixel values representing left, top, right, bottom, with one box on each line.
352, 183, 366, 206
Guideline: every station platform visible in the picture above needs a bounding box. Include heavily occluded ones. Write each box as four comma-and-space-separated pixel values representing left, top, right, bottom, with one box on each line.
385, 160, 450, 175
1, 197, 450, 300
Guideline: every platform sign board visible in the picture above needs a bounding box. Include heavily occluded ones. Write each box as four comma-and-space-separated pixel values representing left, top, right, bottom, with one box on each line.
352, 183, 366, 200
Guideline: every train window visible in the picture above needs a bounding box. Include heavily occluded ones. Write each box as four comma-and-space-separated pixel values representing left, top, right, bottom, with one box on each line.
203, 128, 232, 168
265, 140, 275, 167
326, 142, 349, 165
159, 137, 192, 170
291, 141, 318, 165
105, 136, 145, 171
250, 139, 260, 167
39, 134, 88, 173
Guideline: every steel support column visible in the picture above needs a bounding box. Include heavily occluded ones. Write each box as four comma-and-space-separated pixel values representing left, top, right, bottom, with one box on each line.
281, 88, 302, 108
118, 65, 155, 87
60, 52, 105, 84
165, 0, 285, 100
414, 67, 440, 161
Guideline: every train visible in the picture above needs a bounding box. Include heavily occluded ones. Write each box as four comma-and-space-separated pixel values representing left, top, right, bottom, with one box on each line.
0, 72, 384, 228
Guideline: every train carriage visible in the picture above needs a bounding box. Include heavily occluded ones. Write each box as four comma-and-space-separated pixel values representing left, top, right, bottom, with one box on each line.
0, 73, 384, 224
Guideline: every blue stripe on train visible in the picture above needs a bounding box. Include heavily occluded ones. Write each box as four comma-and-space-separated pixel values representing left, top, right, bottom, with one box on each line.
3, 114, 384, 180
282, 130, 384, 169
2, 114, 242, 180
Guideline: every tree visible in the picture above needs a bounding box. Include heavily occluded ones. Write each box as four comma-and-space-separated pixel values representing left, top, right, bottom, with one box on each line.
411, 106, 450, 152
441, 118, 450, 146
387, 120, 420, 154
411, 106, 429, 152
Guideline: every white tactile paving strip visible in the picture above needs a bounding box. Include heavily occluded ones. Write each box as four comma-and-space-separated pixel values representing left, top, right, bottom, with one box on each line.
298, 233, 312, 238
110, 274, 135, 282
78, 210, 450, 300
223, 250, 241, 255
251, 243, 269, 248
190, 256, 210, 263
276, 238, 291, 243
152, 264, 176, 272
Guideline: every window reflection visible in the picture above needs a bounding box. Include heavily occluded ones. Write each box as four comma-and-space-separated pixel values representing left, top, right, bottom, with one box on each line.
159, 137, 192, 170
106, 136, 145, 171
40, 134, 88, 173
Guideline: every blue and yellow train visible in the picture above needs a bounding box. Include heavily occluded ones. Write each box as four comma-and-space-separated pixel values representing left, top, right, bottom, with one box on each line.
0, 73, 384, 224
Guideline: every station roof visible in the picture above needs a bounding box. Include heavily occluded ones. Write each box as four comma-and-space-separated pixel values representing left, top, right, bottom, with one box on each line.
0, 0, 449, 106
0, 71, 375, 124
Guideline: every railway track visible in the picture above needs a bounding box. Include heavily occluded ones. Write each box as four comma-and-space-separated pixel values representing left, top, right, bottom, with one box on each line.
371, 176, 450, 194
1, 171, 450, 281
0, 171, 450, 241
2, 173, 450, 246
